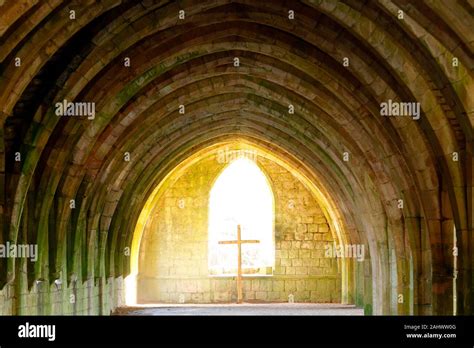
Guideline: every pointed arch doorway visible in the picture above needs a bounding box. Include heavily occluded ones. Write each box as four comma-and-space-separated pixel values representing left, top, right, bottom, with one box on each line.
129, 143, 344, 306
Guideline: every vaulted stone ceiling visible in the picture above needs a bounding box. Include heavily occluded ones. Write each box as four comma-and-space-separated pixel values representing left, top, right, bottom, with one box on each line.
0, 0, 472, 315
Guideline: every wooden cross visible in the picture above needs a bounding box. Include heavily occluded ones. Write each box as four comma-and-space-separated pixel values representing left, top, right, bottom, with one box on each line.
218, 224, 260, 304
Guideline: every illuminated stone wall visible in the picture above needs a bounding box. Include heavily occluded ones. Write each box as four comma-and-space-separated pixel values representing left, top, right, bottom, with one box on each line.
137, 152, 341, 303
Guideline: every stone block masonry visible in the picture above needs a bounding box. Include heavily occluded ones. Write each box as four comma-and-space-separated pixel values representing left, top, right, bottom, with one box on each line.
137, 151, 341, 303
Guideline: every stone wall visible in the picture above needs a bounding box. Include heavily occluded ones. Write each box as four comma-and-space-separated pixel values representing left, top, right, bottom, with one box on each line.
0, 277, 124, 315
137, 153, 341, 303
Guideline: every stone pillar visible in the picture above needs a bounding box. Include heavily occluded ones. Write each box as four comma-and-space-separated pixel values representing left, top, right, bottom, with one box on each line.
430, 216, 454, 315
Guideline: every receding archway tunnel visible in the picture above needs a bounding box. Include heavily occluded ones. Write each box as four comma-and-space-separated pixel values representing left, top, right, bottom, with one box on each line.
130, 141, 351, 308
0, 0, 472, 316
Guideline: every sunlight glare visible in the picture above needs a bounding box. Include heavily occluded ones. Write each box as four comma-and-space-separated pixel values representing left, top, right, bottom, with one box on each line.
208, 157, 274, 275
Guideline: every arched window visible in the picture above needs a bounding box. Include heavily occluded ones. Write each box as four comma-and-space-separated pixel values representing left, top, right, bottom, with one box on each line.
208, 158, 274, 276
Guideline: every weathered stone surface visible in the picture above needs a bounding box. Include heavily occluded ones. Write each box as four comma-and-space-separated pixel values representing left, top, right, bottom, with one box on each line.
0, 0, 472, 316
137, 152, 340, 303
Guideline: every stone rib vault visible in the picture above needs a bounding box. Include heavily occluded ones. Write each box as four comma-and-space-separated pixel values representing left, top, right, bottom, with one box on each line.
0, 0, 472, 315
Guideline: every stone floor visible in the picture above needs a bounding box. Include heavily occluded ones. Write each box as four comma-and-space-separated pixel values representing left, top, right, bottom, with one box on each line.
115, 303, 364, 316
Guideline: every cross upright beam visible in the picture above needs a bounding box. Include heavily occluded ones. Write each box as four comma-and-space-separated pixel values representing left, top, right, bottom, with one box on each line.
218, 224, 259, 303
